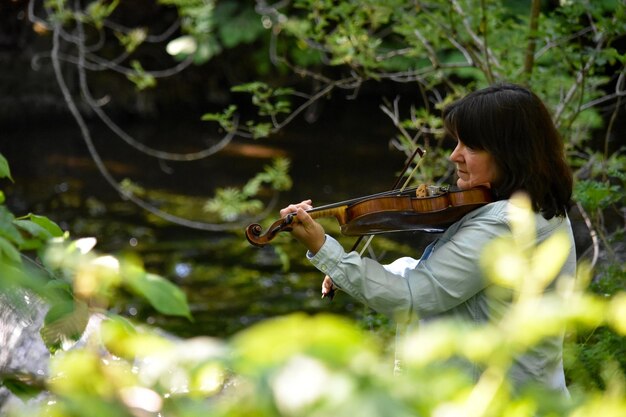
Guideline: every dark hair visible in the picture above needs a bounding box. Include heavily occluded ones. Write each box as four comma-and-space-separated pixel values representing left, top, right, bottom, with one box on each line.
442, 83, 572, 219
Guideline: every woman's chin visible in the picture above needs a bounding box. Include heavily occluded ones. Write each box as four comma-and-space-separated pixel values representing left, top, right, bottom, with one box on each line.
456, 179, 471, 190
457, 179, 492, 190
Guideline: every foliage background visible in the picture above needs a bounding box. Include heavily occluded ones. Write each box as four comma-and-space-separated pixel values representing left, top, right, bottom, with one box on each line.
0, 0, 625, 416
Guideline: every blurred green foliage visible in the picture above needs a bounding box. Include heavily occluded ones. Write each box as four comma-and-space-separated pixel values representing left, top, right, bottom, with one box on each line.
204, 157, 292, 221
5, 0, 626, 415
2, 154, 626, 416
2, 189, 626, 417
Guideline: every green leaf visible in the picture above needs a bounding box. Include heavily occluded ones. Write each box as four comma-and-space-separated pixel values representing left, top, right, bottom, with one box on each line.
126, 271, 192, 320
0, 153, 13, 182
249, 122, 272, 139
574, 180, 621, 212
127, 60, 157, 90
86, 0, 119, 28
0, 206, 23, 246
215, 1, 265, 48
44, 278, 74, 299
231, 81, 266, 94
14, 220, 52, 243
17, 213, 64, 237
13, 214, 63, 250
41, 299, 90, 352
0, 236, 22, 264
0, 373, 45, 400
231, 313, 376, 373
204, 187, 256, 221
114, 28, 147, 53
201, 104, 237, 131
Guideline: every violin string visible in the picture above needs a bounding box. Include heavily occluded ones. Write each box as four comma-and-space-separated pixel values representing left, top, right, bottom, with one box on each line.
323, 145, 426, 300
308, 184, 422, 213
358, 149, 427, 256
309, 147, 428, 214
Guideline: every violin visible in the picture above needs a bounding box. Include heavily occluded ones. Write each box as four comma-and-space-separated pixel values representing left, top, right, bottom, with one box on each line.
245, 184, 493, 247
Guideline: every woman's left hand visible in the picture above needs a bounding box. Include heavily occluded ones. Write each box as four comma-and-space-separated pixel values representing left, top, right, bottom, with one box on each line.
279, 200, 326, 254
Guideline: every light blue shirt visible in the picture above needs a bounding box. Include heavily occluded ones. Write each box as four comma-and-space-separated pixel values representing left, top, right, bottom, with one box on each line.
307, 200, 576, 392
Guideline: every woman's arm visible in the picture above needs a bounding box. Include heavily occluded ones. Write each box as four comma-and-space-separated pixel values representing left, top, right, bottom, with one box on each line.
308, 210, 511, 320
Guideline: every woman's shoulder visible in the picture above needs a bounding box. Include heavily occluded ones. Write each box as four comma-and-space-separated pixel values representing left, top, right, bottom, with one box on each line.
465, 199, 510, 222
442, 200, 510, 237
461, 198, 569, 235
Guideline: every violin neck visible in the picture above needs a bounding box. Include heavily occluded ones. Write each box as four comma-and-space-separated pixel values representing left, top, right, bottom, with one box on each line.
310, 186, 420, 211
308, 205, 349, 225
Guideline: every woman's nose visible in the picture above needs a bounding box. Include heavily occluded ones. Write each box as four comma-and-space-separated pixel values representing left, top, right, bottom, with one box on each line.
449, 143, 462, 162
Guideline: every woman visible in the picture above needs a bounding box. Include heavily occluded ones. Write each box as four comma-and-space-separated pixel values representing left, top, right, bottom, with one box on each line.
280, 83, 576, 392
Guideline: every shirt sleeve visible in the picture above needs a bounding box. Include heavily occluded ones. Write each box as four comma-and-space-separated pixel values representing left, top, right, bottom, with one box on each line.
307, 236, 416, 321
307, 211, 511, 321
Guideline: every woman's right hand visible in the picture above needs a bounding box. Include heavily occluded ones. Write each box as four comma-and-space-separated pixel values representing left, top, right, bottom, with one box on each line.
279, 200, 326, 254
321, 275, 335, 299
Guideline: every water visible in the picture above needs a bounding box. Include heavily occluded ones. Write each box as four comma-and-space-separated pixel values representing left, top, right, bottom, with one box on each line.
0, 105, 427, 340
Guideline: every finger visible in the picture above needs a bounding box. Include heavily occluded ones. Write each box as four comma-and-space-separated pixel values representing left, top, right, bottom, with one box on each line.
321, 279, 336, 300
290, 208, 326, 253
321, 279, 330, 295
322, 284, 332, 296
321, 276, 334, 295
296, 207, 313, 225
279, 200, 313, 217
279, 204, 296, 217
296, 200, 313, 211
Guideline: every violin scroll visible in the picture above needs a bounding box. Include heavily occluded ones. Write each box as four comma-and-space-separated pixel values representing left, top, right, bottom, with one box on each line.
245, 213, 296, 247
245, 223, 265, 247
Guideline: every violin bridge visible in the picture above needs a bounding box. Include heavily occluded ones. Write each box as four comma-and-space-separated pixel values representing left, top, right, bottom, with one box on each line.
415, 184, 450, 198
415, 184, 429, 197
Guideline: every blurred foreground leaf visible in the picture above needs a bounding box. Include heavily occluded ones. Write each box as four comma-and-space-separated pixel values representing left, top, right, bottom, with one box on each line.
0, 372, 46, 401
41, 299, 90, 352
230, 313, 379, 373
125, 270, 192, 320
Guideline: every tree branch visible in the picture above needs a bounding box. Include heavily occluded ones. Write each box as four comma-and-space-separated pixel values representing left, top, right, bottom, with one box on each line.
554, 37, 605, 127
48, 2, 263, 232
522, 0, 541, 84
480, 0, 494, 83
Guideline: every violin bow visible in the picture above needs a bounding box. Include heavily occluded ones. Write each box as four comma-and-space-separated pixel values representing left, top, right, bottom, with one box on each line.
323, 145, 426, 300
357, 147, 426, 256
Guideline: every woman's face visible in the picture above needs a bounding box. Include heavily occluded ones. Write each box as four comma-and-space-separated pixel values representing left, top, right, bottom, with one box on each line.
449, 138, 499, 190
